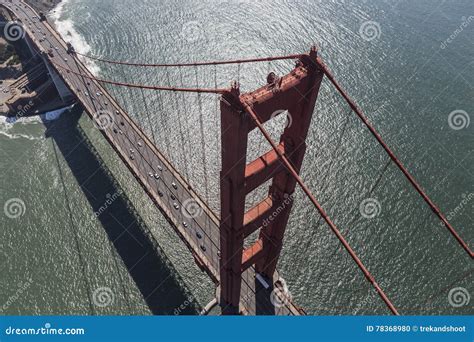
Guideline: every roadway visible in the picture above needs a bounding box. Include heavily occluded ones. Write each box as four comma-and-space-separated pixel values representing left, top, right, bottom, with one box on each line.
1, 0, 301, 315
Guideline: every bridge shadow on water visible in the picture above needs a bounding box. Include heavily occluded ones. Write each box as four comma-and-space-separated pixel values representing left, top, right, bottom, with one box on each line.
43, 107, 200, 315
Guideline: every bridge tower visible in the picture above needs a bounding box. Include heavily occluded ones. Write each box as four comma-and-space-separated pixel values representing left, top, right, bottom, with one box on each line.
219, 47, 324, 314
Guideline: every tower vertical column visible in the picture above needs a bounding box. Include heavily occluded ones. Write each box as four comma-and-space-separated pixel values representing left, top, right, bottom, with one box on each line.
219, 83, 248, 314
256, 85, 322, 277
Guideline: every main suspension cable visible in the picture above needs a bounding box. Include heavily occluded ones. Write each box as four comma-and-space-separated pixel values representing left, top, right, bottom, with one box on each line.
315, 56, 473, 259
52, 62, 229, 94
74, 51, 304, 68
240, 100, 400, 316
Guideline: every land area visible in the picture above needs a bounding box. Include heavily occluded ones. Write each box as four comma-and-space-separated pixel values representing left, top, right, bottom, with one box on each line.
1, 0, 61, 72
25, 0, 61, 13
0, 0, 61, 68
0, 37, 20, 65
0, 37, 23, 114
0, 0, 62, 115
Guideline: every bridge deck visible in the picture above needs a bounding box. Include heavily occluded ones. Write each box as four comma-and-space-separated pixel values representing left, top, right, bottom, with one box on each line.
2, 0, 302, 315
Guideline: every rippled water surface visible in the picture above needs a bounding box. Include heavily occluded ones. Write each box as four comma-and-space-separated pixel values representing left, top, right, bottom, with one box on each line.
1, 0, 473, 315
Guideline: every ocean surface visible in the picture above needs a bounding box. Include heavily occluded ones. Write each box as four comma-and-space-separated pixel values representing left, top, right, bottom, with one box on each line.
1, 0, 473, 315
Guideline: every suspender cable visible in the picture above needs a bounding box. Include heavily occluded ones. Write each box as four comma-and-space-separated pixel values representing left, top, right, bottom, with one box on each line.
213, 65, 221, 205
213, 64, 220, 149
368, 158, 392, 196
336, 157, 393, 237
254, 60, 273, 158
321, 107, 353, 194
316, 57, 473, 259
155, 69, 174, 164
119, 64, 145, 131
178, 66, 194, 167
240, 100, 400, 316
176, 68, 195, 182
117, 64, 150, 172
177, 65, 198, 188
310, 106, 353, 236
194, 65, 210, 203
237, 63, 241, 85
165, 67, 190, 182
102, 62, 118, 102
139, 87, 158, 146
